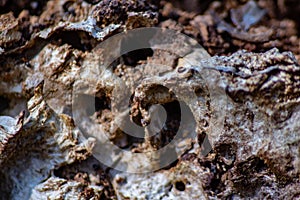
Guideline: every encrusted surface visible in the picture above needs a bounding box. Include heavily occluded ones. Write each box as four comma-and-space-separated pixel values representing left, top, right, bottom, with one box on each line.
0, 0, 300, 199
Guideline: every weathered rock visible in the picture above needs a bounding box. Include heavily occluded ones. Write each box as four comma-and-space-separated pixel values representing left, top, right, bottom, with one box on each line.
0, 84, 95, 200
0, 0, 299, 199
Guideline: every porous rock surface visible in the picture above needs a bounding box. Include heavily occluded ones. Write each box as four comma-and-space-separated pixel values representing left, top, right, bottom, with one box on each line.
1, 43, 299, 199
0, 0, 300, 199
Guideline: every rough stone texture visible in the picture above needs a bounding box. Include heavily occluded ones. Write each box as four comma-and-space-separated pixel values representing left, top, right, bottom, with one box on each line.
205, 48, 300, 198
108, 48, 300, 199
0, 84, 96, 200
0, 0, 300, 199
1, 44, 299, 199
30, 177, 105, 200
112, 161, 208, 199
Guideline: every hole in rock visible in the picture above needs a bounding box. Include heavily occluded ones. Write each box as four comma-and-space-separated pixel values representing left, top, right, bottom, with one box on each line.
0, 96, 9, 114
175, 181, 186, 191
